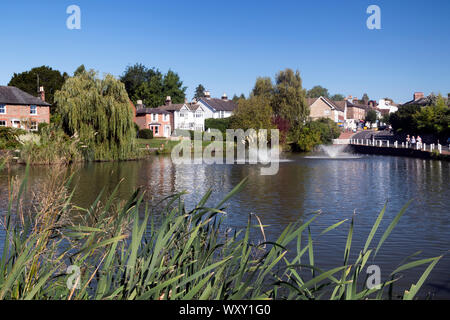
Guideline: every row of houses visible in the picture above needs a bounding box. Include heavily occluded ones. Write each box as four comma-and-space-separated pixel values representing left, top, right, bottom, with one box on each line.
0, 84, 445, 136
133, 91, 237, 137
307, 95, 401, 130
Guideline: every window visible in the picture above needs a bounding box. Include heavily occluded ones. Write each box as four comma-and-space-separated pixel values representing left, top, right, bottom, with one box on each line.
30, 105, 37, 115
163, 114, 169, 121
30, 122, 38, 131
195, 110, 203, 118
180, 111, 188, 118
0, 105, 5, 114
152, 114, 157, 121
219, 111, 225, 118
0, 120, 6, 127
324, 109, 330, 115
150, 125, 159, 135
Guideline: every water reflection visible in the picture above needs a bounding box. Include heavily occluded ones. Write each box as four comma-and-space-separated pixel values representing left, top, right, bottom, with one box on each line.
0, 154, 449, 298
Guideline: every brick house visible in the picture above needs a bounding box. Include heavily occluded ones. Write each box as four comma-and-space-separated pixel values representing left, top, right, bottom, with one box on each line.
307, 96, 346, 123
135, 100, 172, 138
0, 86, 50, 131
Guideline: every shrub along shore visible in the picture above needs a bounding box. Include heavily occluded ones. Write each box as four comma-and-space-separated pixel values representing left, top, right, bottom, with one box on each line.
0, 160, 442, 300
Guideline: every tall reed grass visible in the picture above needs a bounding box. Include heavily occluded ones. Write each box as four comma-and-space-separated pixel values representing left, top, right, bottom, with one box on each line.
0, 159, 442, 300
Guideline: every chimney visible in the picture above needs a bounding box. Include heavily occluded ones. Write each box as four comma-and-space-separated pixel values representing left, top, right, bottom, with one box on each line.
204, 91, 211, 99
414, 92, 424, 101
165, 96, 172, 106
38, 86, 45, 102
136, 100, 143, 109
221, 93, 228, 101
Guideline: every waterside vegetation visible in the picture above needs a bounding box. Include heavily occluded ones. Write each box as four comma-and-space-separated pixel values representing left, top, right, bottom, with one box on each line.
0, 161, 441, 300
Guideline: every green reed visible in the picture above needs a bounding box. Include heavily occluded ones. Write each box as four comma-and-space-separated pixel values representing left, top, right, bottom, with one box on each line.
0, 159, 442, 300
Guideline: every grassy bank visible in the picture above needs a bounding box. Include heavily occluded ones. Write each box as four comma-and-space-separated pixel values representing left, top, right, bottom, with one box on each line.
0, 161, 442, 300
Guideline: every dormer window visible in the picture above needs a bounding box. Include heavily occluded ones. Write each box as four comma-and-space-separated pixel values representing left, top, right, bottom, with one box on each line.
30, 105, 37, 115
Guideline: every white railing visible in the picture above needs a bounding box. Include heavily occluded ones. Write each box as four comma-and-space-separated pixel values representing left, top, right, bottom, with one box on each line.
349, 139, 445, 154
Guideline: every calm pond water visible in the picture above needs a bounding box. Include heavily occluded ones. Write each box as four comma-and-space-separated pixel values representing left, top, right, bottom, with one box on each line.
1, 153, 449, 299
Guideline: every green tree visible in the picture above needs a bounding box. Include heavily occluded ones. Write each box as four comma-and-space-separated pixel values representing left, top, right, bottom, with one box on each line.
330, 94, 345, 101
194, 84, 206, 99
134, 72, 164, 108
230, 95, 274, 131
162, 70, 187, 104
306, 85, 330, 98
252, 77, 273, 99
272, 69, 309, 126
120, 64, 186, 107
232, 94, 246, 103
365, 109, 378, 127
290, 125, 322, 152
361, 93, 370, 104
55, 70, 136, 161
74, 65, 86, 76
8, 65, 68, 105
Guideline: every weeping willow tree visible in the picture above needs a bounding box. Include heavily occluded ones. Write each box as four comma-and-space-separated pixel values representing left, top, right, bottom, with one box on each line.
55, 70, 137, 161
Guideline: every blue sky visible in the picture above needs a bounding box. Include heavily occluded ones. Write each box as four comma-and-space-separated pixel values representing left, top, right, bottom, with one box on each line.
0, 0, 449, 103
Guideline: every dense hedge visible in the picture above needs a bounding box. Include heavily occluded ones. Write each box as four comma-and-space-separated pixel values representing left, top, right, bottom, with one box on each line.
137, 129, 153, 139
0, 127, 26, 149
205, 118, 232, 133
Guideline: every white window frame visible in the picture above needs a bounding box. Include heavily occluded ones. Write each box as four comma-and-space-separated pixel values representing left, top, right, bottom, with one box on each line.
150, 125, 159, 135
0, 105, 5, 114
195, 110, 203, 118
0, 120, 6, 126
163, 114, 169, 121
30, 105, 37, 115
152, 114, 157, 122
30, 122, 38, 131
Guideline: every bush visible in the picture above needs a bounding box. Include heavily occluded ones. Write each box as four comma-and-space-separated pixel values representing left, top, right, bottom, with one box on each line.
38, 122, 49, 134
291, 125, 322, 152
0, 127, 24, 149
205, 118, 232, 133
311, 118, 341, 143
19, 125, 83, 164
137, 129, 153, 139
290, 118, 340, 152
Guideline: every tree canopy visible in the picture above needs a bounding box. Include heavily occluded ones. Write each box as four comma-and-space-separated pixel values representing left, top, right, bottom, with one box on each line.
8, 65, 68, 105
194, 84, 206, 100
230, 95, 274, 131
55, 70, 136, 161
120, 63, 186, 108
252, 77, 274, 99
306, 85, 330, 99
272, 69, 309, 126
365, 109, 378, 125
330, 94, 345, 101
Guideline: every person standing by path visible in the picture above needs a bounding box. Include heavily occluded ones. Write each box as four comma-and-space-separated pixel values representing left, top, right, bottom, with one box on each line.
417, 136, 422, 149
411, 136, 416, 149
406, 135, 411, 147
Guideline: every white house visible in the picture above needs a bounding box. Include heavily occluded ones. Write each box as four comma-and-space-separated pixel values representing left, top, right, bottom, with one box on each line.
197, 91, 237, 119
377, 99, 398, 114
159, 97, 206, 132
